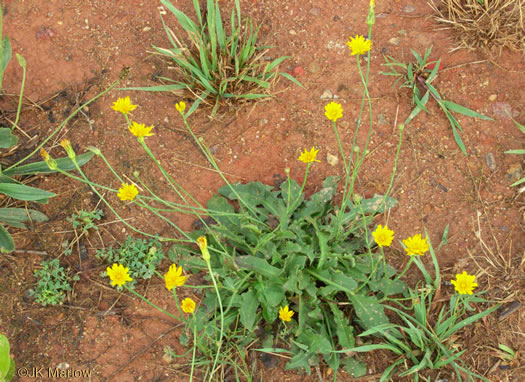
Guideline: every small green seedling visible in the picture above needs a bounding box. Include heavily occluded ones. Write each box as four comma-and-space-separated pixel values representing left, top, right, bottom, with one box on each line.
67, 208, 104, 233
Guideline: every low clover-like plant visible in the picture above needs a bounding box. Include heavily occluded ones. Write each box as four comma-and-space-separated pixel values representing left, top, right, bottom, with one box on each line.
30, 259, 79, 306
97, 236, 164, 289
67, 208, 104, 233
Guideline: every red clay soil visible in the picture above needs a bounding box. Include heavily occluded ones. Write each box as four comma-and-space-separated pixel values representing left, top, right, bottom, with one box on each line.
1, 0, 523, 381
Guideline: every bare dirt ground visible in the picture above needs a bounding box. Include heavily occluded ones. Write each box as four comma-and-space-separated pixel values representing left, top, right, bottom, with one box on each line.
1, 0, 523, 381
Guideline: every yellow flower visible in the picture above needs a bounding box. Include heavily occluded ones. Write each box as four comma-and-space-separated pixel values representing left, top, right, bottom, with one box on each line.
372, 225, 394, 247
451, 271, 478, 295
298, 146, 321, 164
128, 121, 154, 138
181, 297, 196, 313
324, 102, 343, 122
196, 236, 210, 263
111, 97, 137, 115
347, 35, 372, 56
175, 101, 186, 114
164, 264, 189, 290
107, 263, 133, 287
279, 305, 295, 322
60, 139, 76, 160
402, 234, 429, 256
117, 183, 139, 201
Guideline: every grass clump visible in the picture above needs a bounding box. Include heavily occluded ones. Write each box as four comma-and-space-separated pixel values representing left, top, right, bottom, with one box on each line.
127, 0, 302, 117
429, 0, 525, 56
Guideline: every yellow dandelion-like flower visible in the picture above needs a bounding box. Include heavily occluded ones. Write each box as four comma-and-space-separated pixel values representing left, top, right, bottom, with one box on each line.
164, 264, 189, 291
181, 297, 196, 314
372, 225, 394, 247
128, 121, 154, 138
279, 305, 295, 322
298, 146, 321, 164
347, 35, 372, 56
402, 234, 429, 256
324, 102, 343, 122
175, 101, 186, 114
107, 263, 133, 287
60, 139, 76, 160
451, 271, 478, 295
111, 97, 137, 115
117, 183, 139, 201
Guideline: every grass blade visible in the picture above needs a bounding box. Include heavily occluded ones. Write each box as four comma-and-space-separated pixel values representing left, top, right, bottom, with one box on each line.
441, 100, 493, 120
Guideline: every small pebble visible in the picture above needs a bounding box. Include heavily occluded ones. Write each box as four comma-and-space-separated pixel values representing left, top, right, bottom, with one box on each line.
327, 153, 338, 166
143, 26, 152, 32
388, 37, 401, 46
488, 94, 497, 101
320, 89, 333, 99
293, 66, 305, 76
485, 152, 496, 171
289, 29, 297, 35
402, 5, 417, 13
309, 7, 321, 16
307, 61, 320, 73
506, 163, 523, 182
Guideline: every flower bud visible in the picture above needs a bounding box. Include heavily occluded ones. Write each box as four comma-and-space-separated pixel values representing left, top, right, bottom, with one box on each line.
60, 139, 76, 160
40, 148, 57, 170
196, 236, 210, 263
86, 146, 102, 156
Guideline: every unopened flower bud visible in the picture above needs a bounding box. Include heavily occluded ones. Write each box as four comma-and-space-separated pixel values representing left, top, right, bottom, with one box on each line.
60, 139, 76, 160
86, 146, 102, 156
40, 148, 57, 170
196, 236, 210, 263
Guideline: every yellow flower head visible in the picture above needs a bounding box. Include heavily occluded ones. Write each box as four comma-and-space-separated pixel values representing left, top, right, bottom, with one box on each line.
175, 101, 186, 114
181, 297, 196, 314
347, 35, 372, 56
298, 146, 321, 164
279, 305, 295, 322
60, 139, 76, 160
129, 121, 154, 138
107, 263, 133, 287
111, 97, 137, 115
117, 183, 139, 201
164, 264, 189, 290
324, 102, 343, 122
451, 271, 478, 295
196, 236, 210, 262
402, 234, 429, 256
372, 225, 394, 247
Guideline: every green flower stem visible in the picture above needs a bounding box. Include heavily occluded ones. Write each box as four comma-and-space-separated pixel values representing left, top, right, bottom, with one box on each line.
181, 114, 264, 223
11, 54, 26, 132
139, 139, 205, 212
205, 259, 224, 382
171, 286, 186, 319
125, 285, 183, 322
289, 163, 310, 213
332, 120, 348, 172
189, 312, 197, 382
94, 150, 124, 183
5, 78, 120, 172
133, 198, 193, 241
395, 256, 415, 281
68, 159, 163, 240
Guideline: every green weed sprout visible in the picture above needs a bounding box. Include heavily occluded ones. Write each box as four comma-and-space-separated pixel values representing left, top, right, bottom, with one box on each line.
124, 0, 302, 117
381, 46, 492, 154
30, 259, 79, 306
0, 333, 15, 381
